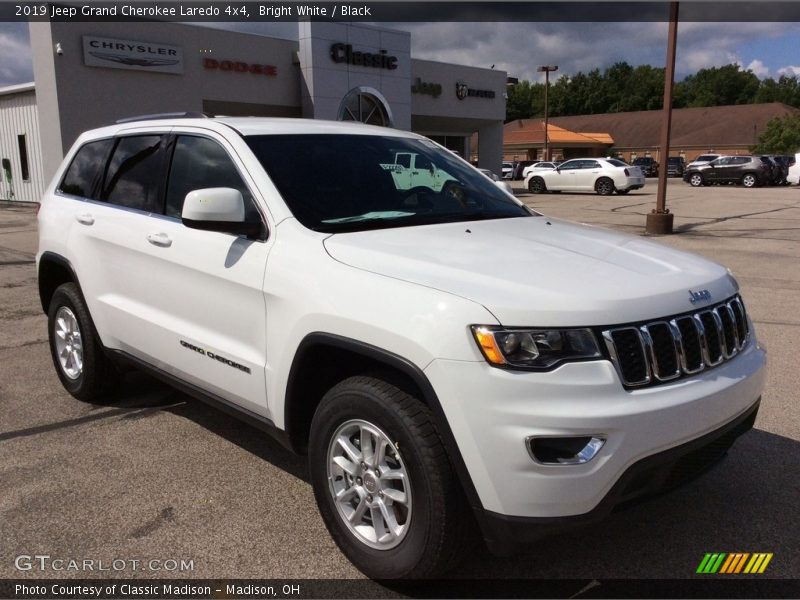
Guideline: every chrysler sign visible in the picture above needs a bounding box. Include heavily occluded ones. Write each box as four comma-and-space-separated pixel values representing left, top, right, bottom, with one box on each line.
83, 36, 184, 74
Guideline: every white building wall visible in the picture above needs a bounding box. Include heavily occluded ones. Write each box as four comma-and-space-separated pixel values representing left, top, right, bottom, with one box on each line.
0, 87, 45, 203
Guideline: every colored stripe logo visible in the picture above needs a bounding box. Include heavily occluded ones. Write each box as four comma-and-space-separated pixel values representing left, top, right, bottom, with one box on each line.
697, 553, 773, 574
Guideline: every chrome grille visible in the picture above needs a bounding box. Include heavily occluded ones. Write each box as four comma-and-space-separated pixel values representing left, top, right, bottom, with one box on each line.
603, 296, 750, 388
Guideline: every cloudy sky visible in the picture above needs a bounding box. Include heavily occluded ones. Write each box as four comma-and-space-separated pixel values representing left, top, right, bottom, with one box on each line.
2, 18, 800, 87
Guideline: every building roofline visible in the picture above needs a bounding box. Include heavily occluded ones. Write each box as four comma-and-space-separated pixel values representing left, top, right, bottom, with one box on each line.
0, 82, 35, 96
552, 101, 797, 119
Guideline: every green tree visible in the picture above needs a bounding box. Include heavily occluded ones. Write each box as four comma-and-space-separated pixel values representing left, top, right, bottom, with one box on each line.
681, 64, 760, 106
505, 80, 545, 122
503, 62, 800, 122
751, 114, 800, 154
505, 80, 534, 122
754, 75, 800, 107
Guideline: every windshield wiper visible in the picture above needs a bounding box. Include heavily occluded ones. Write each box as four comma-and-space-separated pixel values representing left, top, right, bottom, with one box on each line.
312, 212, 525, 233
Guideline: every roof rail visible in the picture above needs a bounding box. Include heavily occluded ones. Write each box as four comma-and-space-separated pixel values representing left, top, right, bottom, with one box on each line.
115, 111, 212, 124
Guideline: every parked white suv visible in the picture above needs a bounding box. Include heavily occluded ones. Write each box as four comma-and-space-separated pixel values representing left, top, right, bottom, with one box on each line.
38, 116, 766, 579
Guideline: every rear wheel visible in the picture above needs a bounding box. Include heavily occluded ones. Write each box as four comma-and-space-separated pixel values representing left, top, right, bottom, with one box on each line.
527, 176, 546, 194
595, 177, 615, 196
689, 173, 704, 187
47, 283, 118, 402
741, 173, 757, 188
309, 376, 472, 579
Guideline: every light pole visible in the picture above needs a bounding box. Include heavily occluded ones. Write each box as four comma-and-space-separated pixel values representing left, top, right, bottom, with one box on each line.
537, 65, 558, 161
646, 1, 679, 235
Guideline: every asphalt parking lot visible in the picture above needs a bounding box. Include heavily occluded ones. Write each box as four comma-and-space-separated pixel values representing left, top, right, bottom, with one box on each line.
1, 179, 799, 584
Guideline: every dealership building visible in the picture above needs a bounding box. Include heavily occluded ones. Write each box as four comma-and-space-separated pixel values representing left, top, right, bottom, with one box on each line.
0, 20, 508, 203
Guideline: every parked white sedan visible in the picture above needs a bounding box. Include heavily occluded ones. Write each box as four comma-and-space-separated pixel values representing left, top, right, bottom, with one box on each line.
525, 158, 645, 195
521, 161, 559, 179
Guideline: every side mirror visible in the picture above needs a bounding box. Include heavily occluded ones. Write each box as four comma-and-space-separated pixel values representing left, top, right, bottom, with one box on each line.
181, 188, 263, 238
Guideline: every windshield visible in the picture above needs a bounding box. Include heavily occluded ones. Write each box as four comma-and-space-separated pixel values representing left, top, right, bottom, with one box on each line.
606, 158, 628, 167
245, 134, 532, 233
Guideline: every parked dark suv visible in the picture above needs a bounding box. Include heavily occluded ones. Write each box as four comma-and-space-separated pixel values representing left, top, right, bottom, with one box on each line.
667, 156, 686, 177
632, 156, 659, 177
765, 155, 791, 185
683, 155, 771, 188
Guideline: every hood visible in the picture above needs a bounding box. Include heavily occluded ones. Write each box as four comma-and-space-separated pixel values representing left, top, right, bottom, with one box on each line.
323, 216, 737, 326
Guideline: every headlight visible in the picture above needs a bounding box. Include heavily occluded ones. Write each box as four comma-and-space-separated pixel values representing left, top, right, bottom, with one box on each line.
471, 326, 602, 370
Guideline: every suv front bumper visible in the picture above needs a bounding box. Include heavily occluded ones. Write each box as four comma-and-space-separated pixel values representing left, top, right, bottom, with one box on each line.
479, 398, 759, 554
424, 338, 766, 526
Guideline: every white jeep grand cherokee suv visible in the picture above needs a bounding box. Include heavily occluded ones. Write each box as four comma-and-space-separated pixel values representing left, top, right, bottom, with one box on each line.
38, 116, 766, 579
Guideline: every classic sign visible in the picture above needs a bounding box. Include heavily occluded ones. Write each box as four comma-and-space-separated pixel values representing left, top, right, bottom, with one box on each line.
330, 43, 398, 70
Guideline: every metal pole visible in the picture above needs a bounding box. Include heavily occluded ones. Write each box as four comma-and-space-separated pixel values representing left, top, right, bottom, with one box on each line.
538, 66, 558, 162
543, 69, 549, 161
647, 1, 679, 234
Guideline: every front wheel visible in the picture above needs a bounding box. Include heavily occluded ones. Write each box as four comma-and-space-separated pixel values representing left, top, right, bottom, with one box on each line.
741, 173, 758, 188
309, 376, 472, 579
595, 177, 615, 196
527, 176, 547, 194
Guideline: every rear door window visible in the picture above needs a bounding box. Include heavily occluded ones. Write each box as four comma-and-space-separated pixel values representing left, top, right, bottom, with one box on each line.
100, 135, 166, 212
59, 139, 114, 199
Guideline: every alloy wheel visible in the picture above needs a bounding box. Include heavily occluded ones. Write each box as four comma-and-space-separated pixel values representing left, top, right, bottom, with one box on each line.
54, 306, 83, 380
327, 419, 412, 550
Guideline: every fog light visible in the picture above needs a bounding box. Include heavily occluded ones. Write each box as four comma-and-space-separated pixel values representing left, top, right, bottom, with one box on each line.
527, 435, 606, 465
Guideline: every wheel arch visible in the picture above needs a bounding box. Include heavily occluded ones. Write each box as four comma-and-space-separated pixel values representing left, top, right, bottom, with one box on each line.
594, 176, 615, 194
527, 175, 546, 192
284, 332, 487, 520
38, 252, 81, 314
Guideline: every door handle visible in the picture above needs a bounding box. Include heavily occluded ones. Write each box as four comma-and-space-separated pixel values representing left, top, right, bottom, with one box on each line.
75, 213, 94, 226
146, 232, 172, 248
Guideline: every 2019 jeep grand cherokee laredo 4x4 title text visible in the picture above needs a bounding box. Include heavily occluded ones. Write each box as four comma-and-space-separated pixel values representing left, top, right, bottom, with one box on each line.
38, 116, 766, 579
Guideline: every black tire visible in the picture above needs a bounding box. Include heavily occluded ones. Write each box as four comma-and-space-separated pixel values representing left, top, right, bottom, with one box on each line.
595, 177, 615, 196
47, 282, 118, 402
616, 189, 630, 195
741, 173, 758, 188
689, 173, 704, 187
527, 176, 546, 194
309, 376, 472, 579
